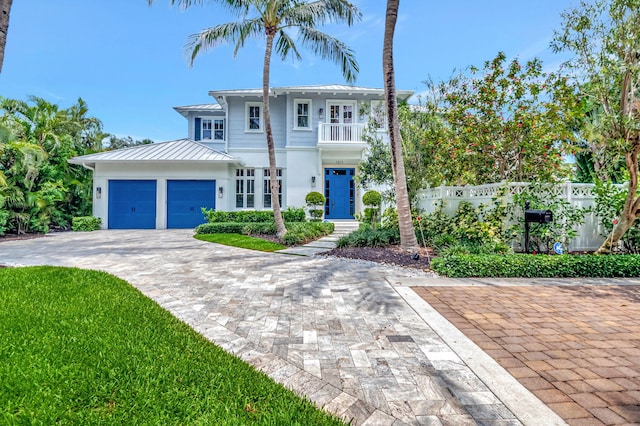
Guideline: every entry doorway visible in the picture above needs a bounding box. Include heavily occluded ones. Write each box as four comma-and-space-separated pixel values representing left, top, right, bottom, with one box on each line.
324, 168, 355, 219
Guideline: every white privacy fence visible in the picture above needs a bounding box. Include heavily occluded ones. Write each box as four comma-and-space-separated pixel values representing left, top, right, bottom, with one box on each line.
416, 182, 623, 252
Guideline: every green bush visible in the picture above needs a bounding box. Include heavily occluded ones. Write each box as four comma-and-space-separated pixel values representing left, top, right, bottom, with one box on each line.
240, 222, 277, 235
336, 227, 400, 248
431, 253, 640, 278
71, 216, 102, 232
362, 190, 382, 207
195, 222, 246, 234
305, 191, 326, 206
202, 209, 274, 223
282, 207, 306, 222
201, 208, 306, 224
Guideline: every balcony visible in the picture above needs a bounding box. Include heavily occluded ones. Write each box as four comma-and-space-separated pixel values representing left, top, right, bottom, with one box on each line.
318, 123, 366, 145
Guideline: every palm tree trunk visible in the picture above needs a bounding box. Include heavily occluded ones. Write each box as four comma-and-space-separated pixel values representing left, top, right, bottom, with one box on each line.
0, 0, 12, 73
383, 0, 418, 250
263, 31, 287, 239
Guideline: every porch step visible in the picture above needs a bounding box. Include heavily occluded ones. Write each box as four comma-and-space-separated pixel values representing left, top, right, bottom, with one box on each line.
275, 220, 359, 256
328, 220, 360, 236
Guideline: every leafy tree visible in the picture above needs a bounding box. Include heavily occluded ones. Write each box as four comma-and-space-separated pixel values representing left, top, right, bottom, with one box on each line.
423, 52, 580, 185
552, 0, 640, 253
356, 103, 432, 204
150, 0, 360, 240
0, 97, 104, 233
105, 135, 153, 150
383, 0, 417, 250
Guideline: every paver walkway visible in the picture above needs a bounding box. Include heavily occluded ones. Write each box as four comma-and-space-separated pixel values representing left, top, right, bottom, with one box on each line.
0, 230, 561, 425
413, 283, 640, 425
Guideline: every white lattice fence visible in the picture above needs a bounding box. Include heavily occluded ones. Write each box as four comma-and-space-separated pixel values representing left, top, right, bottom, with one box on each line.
416, 182, 621, 252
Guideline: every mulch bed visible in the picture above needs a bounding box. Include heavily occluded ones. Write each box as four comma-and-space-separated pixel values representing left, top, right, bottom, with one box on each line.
321, 246, 433, 270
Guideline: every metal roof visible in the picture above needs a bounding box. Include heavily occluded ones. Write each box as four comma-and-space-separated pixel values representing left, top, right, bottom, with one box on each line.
209, 84, 414, 100
173, 103, 223, 118
68, 139, 242, 167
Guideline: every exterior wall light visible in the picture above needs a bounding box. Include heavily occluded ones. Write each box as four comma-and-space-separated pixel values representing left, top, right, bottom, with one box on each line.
96, 187, 102, 199
311, 176, 316, 187
318, 108, 324, 120
218, 187, 224, 198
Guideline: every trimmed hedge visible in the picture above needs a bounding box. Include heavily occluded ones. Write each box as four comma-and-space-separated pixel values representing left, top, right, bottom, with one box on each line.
194, 221, 334, 246
202, 208, 306, 224
195, 222, 246, 234
431, 254, 640, 278
71, 216, 102, 232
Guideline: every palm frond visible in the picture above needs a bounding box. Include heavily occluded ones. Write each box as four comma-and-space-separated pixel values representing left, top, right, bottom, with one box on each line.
185, 19, 263, 65
274, 30, 302, 61
282, 0, 361, 27
298, 26, 358, 83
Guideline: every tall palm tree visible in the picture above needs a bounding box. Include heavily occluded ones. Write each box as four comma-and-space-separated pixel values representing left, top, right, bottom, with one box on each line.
0, 0, 12, 73
383, 0, 417, 250
150, 0, 361, 239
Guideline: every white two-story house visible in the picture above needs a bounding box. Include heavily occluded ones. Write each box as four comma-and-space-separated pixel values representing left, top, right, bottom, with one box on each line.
69, 84, 413, 229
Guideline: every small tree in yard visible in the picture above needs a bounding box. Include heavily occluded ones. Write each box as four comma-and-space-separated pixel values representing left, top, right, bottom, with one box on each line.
305, 191, 325, 222
552, 0, 640, 253
362, 190, 382, 229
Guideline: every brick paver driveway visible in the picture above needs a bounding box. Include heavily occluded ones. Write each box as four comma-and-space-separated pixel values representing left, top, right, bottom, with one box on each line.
414, 284, 640, 425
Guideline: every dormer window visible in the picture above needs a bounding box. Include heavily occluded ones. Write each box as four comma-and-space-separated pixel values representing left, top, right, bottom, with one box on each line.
294, 99, 311, 130
195, 117, 224, 141
246, 102, 263, 132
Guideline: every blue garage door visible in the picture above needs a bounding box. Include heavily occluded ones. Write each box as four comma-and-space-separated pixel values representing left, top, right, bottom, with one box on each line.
167, 180, 216, 229
108, 180, 157, 229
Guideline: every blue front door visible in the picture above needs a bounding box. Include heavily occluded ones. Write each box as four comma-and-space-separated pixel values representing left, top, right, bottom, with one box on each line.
108, 180, 157, 229
324, 168, 355, 219
167, 180, 216, 229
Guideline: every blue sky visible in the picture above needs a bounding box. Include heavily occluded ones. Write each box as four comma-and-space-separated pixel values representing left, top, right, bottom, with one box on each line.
0, 0, 574, 142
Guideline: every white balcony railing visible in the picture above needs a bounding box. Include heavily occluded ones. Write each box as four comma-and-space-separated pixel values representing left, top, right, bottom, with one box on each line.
318, 123, 365, 144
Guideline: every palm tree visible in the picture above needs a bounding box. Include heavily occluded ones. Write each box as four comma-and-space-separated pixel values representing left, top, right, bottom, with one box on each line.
149, 0, 361, 239
383, 0, 417, 250
0, 0, 12, 73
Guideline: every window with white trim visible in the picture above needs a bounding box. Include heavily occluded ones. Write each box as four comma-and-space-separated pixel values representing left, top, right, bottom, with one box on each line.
235, 168, 255, 208
245, 102, 263, 132
263, 168, 283, 208
213, 119, 224, 140
202, 119, 212, 140
294, 99, 311, 130
371, 100, 387, 130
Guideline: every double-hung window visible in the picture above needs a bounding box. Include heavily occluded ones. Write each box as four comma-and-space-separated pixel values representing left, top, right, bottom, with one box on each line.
246, 102, 263, 132
294, 99, 311, 130
213, 119, 224, 140
263, 168, 283, 208
235, 168, 255, 208
202, 119, 212, 140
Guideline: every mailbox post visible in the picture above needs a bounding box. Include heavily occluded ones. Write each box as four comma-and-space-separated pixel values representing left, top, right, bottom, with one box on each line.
524, 201, 553, 253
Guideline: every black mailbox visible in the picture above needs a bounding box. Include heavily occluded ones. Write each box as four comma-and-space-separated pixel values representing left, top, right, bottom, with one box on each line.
525, 209, 553, 223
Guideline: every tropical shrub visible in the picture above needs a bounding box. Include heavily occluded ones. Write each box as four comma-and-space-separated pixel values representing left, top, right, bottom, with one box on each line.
431, 253, 640, 278
362, 190, 382, 228
305, 192, 325, 222
336, 226, 400, 248
71, 216, 102, 232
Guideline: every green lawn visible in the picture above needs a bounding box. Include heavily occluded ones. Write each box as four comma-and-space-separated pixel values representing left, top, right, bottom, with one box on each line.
194, 233, 286, 252
0, 266, 343, 425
